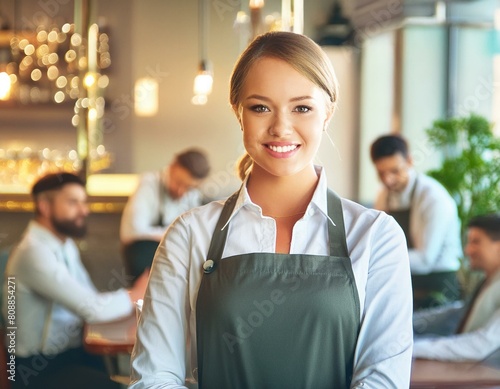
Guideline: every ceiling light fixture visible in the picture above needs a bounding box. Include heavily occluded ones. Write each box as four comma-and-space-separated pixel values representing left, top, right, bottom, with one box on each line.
192, 0, 213, 105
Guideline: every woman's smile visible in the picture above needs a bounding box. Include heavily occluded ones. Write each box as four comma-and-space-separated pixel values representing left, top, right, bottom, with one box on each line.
237, 56, 332, 178
265, 142, 300, 158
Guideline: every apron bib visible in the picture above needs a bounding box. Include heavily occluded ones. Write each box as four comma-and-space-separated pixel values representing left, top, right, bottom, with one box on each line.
386, 178, 418, 249
195, 189, 360, 389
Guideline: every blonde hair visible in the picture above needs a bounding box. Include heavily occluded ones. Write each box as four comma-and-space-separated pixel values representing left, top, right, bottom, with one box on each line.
230, 31, 339, 180
235, 153, 254, 181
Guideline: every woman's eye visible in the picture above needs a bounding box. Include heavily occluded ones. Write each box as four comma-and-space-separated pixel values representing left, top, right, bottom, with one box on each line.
250, 105, 269, 113
294, 105, 311, 113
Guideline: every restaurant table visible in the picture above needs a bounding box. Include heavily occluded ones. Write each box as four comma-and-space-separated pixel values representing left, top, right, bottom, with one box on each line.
84, 316, 500, 388
84, 313, 137, 354
411, 356, 500, 388
83, 313, 137, 384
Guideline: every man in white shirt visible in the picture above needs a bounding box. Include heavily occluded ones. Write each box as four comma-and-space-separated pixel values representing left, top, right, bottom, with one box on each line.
370, 134, 463, 310
2, 172, 147, 389
120, 148, 210, 283
413, 213, 500, 361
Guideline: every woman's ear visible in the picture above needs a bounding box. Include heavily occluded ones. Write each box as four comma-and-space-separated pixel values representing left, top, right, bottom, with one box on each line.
324, 107, 334, 131
231, 104, 243, 116
232, 104, 243, 129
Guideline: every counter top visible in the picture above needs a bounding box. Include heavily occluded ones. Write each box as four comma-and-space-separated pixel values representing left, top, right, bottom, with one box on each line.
0, 174, 139, 213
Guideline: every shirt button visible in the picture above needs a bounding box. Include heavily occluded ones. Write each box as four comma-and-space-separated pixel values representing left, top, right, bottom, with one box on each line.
203, 259, 215, 273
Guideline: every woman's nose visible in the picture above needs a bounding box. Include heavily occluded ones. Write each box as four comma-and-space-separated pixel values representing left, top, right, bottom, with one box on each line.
268, 112, 293, 137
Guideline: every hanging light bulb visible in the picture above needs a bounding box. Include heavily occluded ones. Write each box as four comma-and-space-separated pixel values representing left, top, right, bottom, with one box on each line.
192, 0, 213, 105
249, 0, 264, 7
193, 60, 213, 96
249, 0, 265, 38
192, 61, 213, 105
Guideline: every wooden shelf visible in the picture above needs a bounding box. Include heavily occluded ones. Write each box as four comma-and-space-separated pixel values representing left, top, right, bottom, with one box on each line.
0, 101, 74, 124
0, 30, 37, 46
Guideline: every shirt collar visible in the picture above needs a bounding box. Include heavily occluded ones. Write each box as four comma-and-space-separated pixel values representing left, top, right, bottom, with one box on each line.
388, 168, 417, 208
221, 165, 333, 229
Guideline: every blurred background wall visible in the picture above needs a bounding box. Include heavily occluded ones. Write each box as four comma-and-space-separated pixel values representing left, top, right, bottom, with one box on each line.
0, 0, 498, 204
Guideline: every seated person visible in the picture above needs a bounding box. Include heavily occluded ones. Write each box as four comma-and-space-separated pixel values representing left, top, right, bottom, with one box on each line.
414, 309, 500, 362
1, 172, 147, 389
370, 134, 463, 309
413, 213, 500, 361
119, 148, 210, 282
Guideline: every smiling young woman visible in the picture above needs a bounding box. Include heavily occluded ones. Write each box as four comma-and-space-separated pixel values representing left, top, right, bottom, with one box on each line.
235, 56, 334, 252
130, 31, 413, 389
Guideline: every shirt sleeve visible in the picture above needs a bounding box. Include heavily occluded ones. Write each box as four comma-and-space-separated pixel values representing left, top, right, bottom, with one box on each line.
120, 173, 167, 244
413, 309, 500, 361
413, 301, 465, 336
351, 215, 414, 388
13, 242, 133, 323
130, 215, 192, 389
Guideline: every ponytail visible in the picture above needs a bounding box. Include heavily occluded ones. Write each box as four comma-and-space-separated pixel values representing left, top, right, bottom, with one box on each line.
236, 153, 253, 181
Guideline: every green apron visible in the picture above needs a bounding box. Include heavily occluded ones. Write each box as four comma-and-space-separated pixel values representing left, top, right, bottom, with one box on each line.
195, 189, 360, 389
386, 177, 418, 249
387, 178, 459, 309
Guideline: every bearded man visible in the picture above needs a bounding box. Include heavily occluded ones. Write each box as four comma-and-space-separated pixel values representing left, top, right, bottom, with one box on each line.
2, 172, 147, 389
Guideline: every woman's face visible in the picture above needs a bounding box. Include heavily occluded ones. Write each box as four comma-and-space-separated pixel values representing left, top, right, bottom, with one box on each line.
235, 57, 333, 179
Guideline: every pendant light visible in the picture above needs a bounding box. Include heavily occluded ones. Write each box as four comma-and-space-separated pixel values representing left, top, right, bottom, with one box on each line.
192, 0, 213, 105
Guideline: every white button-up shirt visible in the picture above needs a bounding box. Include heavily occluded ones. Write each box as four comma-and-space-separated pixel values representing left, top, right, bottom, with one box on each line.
413, 270, 500, 361
120, 170, 203, 245
414, 308, 500, 361
374, 169, 463, 274
1, 221, 133, 357
130, 167, 413, 389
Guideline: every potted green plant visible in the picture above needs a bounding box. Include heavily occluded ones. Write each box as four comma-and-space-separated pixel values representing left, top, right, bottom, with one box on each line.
425, 113, 500, 295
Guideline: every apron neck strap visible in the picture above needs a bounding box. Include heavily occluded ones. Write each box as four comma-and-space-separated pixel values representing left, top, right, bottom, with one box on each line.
206, 190, 239, 261
206, 187, 348, 261
327, 189, 349, 258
